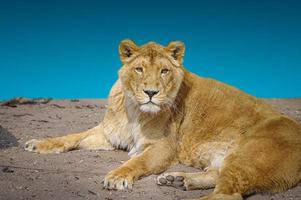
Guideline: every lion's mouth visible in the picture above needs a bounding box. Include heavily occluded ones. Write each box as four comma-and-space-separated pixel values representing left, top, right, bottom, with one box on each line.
139, 101, 161, 113
141, 101, 159, 106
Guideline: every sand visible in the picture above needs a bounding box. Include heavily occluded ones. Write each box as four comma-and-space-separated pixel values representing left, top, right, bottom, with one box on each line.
0, 98, 300, 200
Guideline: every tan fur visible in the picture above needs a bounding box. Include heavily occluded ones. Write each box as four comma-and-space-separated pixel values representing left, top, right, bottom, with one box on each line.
25, 40, 301, 199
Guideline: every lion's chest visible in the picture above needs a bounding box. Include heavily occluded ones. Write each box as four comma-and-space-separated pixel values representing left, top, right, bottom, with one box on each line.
126, 121, 145, 156
104, 116, 144, 157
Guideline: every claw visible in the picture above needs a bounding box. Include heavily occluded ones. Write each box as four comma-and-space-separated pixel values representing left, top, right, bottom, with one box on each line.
103, 170, 134, 190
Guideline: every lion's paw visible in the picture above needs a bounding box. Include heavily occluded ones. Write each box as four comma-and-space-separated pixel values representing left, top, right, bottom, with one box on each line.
24, 139, 64, 154
24, 139, 40, 152
157, 172, 188, 190
103, 169, 134, 190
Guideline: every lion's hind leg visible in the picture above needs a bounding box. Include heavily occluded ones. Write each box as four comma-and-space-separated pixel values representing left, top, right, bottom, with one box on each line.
157, 169, 219, 191
200, 138, 301, 199
25, 124, 113, 154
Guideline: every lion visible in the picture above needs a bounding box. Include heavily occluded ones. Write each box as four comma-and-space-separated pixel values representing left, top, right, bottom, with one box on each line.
25, 40, 301, 200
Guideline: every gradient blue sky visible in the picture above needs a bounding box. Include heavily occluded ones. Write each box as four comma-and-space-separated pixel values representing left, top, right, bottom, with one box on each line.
1, 0, 300, 99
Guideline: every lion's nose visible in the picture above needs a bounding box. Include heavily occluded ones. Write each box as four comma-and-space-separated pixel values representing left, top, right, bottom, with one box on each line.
143, 90, 159, 99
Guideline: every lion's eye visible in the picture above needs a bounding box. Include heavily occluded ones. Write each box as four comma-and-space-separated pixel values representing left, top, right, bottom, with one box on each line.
135, 67, 143, 74
161, 68, 169, 75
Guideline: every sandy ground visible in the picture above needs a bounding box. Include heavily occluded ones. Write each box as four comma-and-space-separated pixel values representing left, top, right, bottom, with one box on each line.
0, 98, 301, 200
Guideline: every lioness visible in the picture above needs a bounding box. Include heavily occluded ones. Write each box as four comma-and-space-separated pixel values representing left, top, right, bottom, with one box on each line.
25, 40, 301, 200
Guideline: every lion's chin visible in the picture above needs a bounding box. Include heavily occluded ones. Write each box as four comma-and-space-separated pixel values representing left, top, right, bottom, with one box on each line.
140, 103, 161, 113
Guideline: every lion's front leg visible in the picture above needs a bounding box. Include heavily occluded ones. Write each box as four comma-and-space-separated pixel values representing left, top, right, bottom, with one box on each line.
25, 123, 113, 154
103, 140, 176, 190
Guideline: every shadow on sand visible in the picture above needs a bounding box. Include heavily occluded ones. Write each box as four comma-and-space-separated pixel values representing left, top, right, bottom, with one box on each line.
0, 126, 18, 149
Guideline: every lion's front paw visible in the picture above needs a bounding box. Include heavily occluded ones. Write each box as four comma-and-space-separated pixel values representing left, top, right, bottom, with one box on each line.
24, 139, 40, 152
103, 169, 134, 190
24, 139, 65, 154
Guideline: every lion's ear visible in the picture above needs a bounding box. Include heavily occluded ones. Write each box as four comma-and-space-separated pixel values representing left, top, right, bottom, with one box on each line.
166, 41, 185, 65
119, 39, 138, 63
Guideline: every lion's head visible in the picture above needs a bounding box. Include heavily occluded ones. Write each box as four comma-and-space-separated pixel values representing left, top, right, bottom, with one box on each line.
118, 39, 185, 113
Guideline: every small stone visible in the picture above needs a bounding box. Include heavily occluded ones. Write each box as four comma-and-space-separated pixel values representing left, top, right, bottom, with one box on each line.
2, 166, 14, 173
88, 190, 97, 195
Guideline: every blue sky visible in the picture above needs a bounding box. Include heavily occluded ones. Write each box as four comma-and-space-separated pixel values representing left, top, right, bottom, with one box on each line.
0, 0, 300, 99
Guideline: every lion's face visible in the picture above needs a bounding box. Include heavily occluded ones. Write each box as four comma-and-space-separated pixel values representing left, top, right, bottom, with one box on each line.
118, 40, 185, 113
